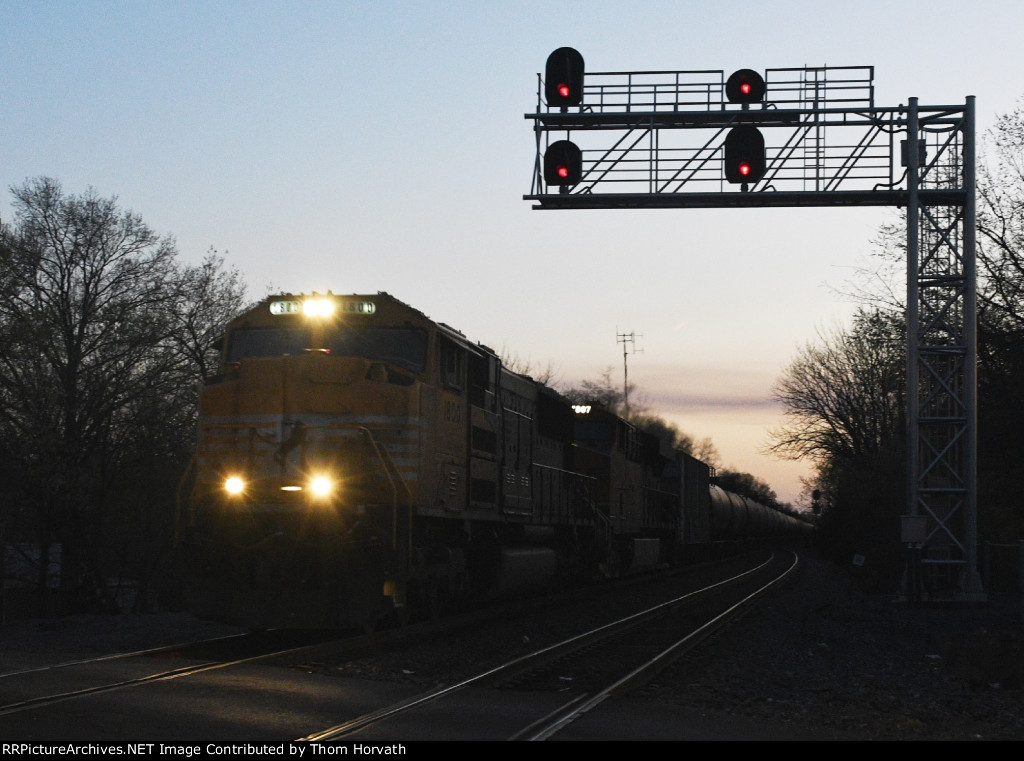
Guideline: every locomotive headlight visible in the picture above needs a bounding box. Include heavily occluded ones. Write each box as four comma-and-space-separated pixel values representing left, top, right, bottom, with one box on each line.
224, 476, 245, 496
302, 297, 335, 317
309, 475, 334, 497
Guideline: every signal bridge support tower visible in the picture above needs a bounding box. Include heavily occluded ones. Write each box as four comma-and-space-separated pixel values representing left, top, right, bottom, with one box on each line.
527, 50, 982, 600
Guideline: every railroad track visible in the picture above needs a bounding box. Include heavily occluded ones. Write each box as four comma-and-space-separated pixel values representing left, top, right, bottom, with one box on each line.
0, 630, 336, 717
0, 548, 797, 740
300, 549, 799, 741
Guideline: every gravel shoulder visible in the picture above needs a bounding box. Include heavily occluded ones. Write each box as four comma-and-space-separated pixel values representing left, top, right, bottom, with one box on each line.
641, 551, 1024, 741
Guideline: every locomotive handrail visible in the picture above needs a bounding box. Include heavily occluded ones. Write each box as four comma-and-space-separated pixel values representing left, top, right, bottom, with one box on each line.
357, 426, 414, 507
532, 462, 598, 523
355, 425, 414, 613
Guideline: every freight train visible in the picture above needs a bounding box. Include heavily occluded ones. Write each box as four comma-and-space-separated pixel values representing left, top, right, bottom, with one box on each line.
178, 292, 811, 630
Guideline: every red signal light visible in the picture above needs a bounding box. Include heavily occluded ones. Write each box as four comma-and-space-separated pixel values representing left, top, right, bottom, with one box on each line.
726, 69, 766, 105
724, 126, 765, 185
544, 140, 582, 186
545, 48, 584, 107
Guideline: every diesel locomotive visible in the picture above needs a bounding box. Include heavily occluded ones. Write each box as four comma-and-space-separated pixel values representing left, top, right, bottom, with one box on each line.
178, 291, 810, 630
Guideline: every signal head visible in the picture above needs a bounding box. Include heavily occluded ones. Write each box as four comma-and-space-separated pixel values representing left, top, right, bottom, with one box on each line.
543, 140, 583, 187
545, 47, 585, 107
726, 69, 766, 105
724, 125, 766, 185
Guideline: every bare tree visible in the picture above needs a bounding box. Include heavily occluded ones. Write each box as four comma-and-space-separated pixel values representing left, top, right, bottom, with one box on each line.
560, 366, 627, 414
971, 101, 1024, 541
768, 309, 905, 470
691, 437, 721, 469
499, 347, 559, 386
0, 178, 246, 614
715, 469, 781, 509
628, 414, 695, 457
171, 250, 250, 381
767, 309, 907, 587
978, 99, 1024, 333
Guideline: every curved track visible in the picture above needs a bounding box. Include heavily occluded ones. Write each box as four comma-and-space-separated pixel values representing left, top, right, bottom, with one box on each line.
302, 549, 799, 741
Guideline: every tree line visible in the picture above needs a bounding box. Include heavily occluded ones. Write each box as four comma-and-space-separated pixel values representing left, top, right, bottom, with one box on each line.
0, 177, 248, 617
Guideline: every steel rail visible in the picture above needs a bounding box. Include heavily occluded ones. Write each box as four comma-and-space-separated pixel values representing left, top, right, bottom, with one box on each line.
515, 550, 800, 740
299, 550, 797, 742
0, 632, 334, 717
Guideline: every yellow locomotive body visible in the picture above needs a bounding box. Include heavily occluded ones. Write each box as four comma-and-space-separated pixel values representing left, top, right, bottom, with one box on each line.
181, 291, 804, 630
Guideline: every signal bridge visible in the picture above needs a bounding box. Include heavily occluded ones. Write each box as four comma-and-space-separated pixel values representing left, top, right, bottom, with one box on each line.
526, 55, 969, 210
525, 48, 980, 602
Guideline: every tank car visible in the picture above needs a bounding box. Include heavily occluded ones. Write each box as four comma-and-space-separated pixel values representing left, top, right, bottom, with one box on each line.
178, 291, 809, 630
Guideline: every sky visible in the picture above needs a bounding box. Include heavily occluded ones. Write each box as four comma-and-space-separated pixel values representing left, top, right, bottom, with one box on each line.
3, 0, 1022, 506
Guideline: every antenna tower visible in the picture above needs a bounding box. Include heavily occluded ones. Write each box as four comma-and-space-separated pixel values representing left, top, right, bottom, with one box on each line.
617, 330, 643, 418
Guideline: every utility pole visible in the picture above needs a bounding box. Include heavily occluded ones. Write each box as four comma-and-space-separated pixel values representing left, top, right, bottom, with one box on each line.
617, 330, 642, 418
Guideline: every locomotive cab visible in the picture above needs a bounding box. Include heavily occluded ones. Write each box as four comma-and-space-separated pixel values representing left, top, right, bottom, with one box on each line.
182, 293, 438, 628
